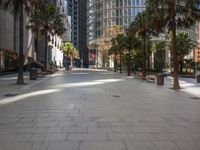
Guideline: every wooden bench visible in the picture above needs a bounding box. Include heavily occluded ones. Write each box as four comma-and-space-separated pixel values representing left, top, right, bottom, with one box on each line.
146, 75, 156, 83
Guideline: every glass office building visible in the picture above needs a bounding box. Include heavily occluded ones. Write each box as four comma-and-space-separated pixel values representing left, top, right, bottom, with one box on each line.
87, 0, 198, 68
88, 0, 145, 44
87, 0, 146, 67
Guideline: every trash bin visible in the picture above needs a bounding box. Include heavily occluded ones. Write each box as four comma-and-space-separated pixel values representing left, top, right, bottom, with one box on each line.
30, 68, 37, 80
156, 73, 164, 85
196, 72, 200, 83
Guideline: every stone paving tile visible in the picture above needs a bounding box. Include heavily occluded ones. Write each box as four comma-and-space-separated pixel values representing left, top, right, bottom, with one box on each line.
98, 121, 131, 127
1, 134, 32, 142
130, 127, 167, 133
125, 141, 159, 150
175, 141, 200, 150
45, 133, 67, 141
32, 142, 49, 150
29, 133, 47, 142
67, 133, 108, 142
15, 122, 36, 128
58, 121, 76, 127
48, 127, 63, 133
72, 116, 93, 122
88, 127, 112, 133
111, 127, 132, 133
153, 133, 196, 141
164, 126, 190, 133
76, 121, 97, 127
108, 133, 130, 141
128, 133, 156, 141
153, 141, 180, 150
19, 117, 36, 123
0, 142, 33, 150
34, 116, 57, 122
34, 127, 49, 133
62, 127, 87, 133
190, 133, 200, 140
0, 127, 34, 134
36, 121, 59, 127
130, 121, 171, 127
80, 141, 127, 150
47, 141, 79, 150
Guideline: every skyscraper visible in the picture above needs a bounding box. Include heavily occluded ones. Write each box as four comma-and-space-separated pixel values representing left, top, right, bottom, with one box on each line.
87, 0, 146, 68
87, 0, 198, 69
67, 0, 88, 67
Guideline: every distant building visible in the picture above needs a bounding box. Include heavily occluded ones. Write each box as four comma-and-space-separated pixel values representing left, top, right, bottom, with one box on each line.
87, 0, 199, 69
87, 0, 146, 68
67, 0, 88, 67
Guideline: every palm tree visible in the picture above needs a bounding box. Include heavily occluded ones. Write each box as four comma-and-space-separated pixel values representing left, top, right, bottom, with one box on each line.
62, 42, 75, 68
109, 34, 126, 73
53, 14, 66, 36
28, 2, 65, 65
109, 37, 120, 72
169, 32, 194, 73
69, 47, 79, 67
129, 11, 154, 79
28, 0, 44, 60
1, 0, 33, 84
146, 0, 200, 89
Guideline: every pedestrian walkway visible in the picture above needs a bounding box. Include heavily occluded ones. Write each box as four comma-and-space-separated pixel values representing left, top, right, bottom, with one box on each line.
165, 76, 200, 97
0, 69, 200, 150
0, 72, 50, 99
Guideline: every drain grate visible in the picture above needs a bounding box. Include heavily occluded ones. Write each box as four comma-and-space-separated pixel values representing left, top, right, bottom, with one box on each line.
4, 93, 19, 97
190, 97, 200, 100
112, 95, 120, 98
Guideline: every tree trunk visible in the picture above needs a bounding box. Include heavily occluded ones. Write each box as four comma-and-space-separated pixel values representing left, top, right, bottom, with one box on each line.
13, 14, 17, 52
114, 53, 117, 72
120, 51, 122, 73
172, 17, 180, 89
142, 34, 146, 79
44, 30, 48, 71
147, 48, 151, 70
35, 31, 39, 60
17, 5, 24, 85
67, 49, 69, 68
127, 48, 131, 76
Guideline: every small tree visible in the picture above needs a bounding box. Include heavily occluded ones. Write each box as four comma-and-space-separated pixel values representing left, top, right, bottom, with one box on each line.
62, 42, 78, 68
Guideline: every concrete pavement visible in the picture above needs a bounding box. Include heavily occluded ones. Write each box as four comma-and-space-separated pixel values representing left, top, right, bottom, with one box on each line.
0, 69, 200, 150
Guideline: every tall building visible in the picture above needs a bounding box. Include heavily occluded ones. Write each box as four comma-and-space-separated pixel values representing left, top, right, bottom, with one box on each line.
0, 0, 70, 72
87, 0, 146, 68
87, 0, 199, 69
67, 0, 88, 67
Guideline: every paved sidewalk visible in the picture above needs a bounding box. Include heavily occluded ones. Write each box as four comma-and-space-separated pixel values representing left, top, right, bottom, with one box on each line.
0, 69, 200, 150
0, 72, 50, 99
165, 76, 200, 97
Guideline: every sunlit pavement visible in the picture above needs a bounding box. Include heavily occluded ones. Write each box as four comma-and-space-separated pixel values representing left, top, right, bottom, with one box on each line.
0, 69, 200, 150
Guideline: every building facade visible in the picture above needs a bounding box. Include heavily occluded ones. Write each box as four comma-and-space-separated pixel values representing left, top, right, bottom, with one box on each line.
87, 0, 146, 68
87, 0, 199, 69
67, 0, 88, 67
0, 0, 70, 72
0, 6, 35, 71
